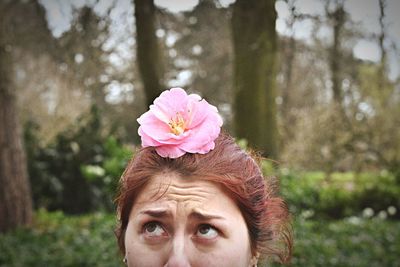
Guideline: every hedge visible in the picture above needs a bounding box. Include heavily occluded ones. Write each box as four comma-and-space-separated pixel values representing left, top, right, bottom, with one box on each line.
1, 210, 399, 267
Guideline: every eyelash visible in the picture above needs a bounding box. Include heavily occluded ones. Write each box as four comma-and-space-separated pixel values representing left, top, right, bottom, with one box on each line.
141, 221, 164, 235
195, 224, 219, 240
141, 221, 220, 240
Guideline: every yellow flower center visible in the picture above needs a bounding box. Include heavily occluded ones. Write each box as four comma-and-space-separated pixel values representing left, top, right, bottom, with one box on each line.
169, 113, 186, 135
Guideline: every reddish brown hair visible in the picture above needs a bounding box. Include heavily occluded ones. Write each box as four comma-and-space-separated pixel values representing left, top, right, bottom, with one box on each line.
115, 132, 292, 264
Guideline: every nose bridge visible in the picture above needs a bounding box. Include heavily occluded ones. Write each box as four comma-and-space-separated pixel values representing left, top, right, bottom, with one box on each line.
165, 229, 190, 267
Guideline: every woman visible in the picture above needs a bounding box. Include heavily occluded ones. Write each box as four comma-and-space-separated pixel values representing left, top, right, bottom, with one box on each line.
115, 88, 292, 266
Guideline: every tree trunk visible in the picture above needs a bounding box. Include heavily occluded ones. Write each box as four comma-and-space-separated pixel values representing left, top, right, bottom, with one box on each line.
134, 0, 164, 106
0, 41, 33, 233
329, 3, 345, 105
378, 0, 387, 90
282, 35, 295, 120
281, 2, 297, 120
232, 0, 278, 158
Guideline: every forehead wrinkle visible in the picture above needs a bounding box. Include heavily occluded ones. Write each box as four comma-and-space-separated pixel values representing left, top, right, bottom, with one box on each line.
134, 174, 228, 217
136, 187, 216, 216
165, 185, 216, 203
143, 178, 218, 198
167, 185, 215, 196
165, 194, 207, 207
139, 186, 215, 202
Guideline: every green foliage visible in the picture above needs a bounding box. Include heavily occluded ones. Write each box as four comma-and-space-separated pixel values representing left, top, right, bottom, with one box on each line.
24, 106, 133, 214
0, 210, 120, 267
80, 136, 133, 207
278, 169, 400, 220
1, 210, 399, 267
235, 139, 400, 219
269, 217, 400, 267
26, 110, 399, 219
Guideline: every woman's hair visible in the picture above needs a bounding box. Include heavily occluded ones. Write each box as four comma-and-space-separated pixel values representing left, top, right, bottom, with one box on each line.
115, 132, 292, 264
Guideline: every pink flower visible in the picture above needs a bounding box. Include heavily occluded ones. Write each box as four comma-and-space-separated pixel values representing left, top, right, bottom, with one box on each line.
137, 88, 223, 158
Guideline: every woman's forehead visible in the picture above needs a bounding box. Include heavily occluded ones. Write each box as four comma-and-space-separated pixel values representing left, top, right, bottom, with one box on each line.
131, 172, 240, 218
135, 172, 223, 203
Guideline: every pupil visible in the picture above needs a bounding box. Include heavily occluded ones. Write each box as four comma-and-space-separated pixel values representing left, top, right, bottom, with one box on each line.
146, 223, 157, 232
199, 225, 210, 234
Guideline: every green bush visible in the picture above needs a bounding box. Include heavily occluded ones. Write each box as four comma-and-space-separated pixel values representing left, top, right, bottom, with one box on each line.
80, 136, 133, 210
266, 217, 400, 267
1, 211, 399, 267
0, 210, 121, 267
25, 107, 133, 214
277, 169, 400, 220
270, 217, 400, 267
25, 120, 399, 219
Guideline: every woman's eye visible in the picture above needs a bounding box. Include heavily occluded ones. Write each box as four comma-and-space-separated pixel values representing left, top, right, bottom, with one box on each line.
196, 224, 218, 239
143, 222, 166, 237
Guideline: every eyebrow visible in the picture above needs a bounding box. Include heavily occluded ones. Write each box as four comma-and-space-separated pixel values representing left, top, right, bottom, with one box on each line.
189, 209, 225, 221
139, 208, 171, 218
138, 208, 226, 221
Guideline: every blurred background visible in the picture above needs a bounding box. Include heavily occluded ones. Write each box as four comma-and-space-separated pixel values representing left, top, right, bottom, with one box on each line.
0, 0, 399, 266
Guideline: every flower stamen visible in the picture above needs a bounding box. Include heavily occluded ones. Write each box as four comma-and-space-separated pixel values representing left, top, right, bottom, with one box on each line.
169, 113, 186, 135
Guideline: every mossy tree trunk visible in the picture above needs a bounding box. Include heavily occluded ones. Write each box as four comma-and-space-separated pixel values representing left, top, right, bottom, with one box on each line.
134, 0, 164, 106
0, 12, 33, 232
327, 2, 345, 106
232, 0, 278, 158
377, 0, 387, 92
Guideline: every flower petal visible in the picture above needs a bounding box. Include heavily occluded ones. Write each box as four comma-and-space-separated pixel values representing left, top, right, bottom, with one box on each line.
185, 98, 210, 129
137, 111, 172, 141
153, 88, 189, 119
155, 145, 186, 159
149, 104, 170, 123
138, 127, 163, 147
179, 112, 222, 153
197, 141, 216, 154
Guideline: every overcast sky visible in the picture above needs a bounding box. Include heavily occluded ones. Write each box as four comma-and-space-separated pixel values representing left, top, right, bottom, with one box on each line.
40, 0, 400, 80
